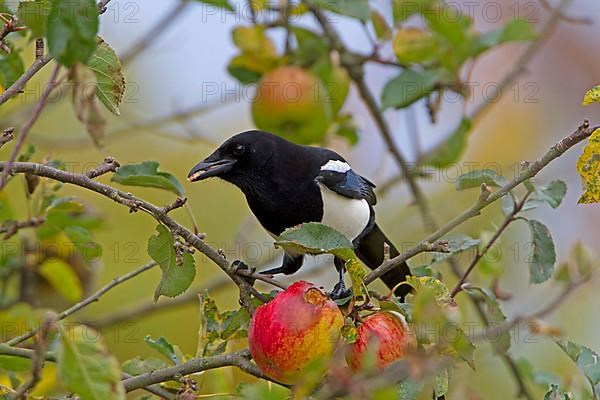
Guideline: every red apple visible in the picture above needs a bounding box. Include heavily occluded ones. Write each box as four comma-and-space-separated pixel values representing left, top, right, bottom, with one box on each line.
248, 281, 344, 383
347, 311, 415, 371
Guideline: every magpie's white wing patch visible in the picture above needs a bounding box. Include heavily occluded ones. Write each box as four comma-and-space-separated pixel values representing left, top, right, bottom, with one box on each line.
320, 160, 351, 173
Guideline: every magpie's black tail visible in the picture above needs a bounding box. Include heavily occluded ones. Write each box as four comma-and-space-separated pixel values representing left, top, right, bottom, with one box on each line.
355, 223, 412, 300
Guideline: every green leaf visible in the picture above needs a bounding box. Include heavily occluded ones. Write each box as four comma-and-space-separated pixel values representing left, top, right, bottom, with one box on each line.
70, 63, 107, 148
197, 292, 225, 357
122, 357, 168, 376
148, 225, 196, 301
410, 280, 475, 367
312, 0, 371, 21
221, 307, 250, 341
455, 169, 507, 190
292, 27, 329, 68
381, 69, 440, 109
463, 285, 510, 353
576, 128, 600, 203
228, 25, 280, 84
112, 161, 184, 195
17, 0, 51, 38
397, 379, 423, 399
191, 0, 234, 11
0, 352, 32, 372
392, 0, 433, 23
196, 292, 250, 357
275, 222, 356, 261
405, 276, 451, 306
425, 1, 472, 48
474, 20, 537, 56
144, 335, 180, 365
346, 258, 367, 297
0, 43, 25, 88
434, 367, 449, 397
583, 85, 600, 106
38, 258, 83, 302
331, 113, 359, 145
371, 10, 392, 41
87, 37, 125, 115
556, 340, 600, 399
47, 0, 99, 66
421, 118, 472, 168
571, 241, 594, 280
428, 234, 479, 266
544, 384, 574, 400
527, 220, 556, 284
393, 28, 439, 65
57, 325, 125, 400
537, 180, 567, 208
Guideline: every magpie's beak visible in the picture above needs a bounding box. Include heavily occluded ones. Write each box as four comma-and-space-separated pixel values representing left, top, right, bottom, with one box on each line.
188, 157, 236, 182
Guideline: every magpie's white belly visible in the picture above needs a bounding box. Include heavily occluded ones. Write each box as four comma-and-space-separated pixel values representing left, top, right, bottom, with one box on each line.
318, 184, 370, 241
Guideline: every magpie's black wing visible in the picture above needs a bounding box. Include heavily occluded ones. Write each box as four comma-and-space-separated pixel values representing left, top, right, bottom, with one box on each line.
318, 168, 377, 206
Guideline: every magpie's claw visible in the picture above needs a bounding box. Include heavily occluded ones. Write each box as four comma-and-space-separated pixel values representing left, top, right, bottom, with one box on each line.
232, 260, 256, 286
329, 281, 353, 300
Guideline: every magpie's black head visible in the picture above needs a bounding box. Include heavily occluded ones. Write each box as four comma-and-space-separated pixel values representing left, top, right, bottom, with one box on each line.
188, 130, 279, 184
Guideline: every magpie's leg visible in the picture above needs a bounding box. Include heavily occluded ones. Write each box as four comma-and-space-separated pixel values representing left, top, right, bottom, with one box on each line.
260, 253, 304, 276
232, 260, 256, 285
330, 257, 352, 300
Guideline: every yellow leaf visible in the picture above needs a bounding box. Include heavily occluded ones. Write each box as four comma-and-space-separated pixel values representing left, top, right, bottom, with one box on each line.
582, 85, 600, 106
345, 258, 366, 297
39, 258, 83, 302
576, 128, 600, 203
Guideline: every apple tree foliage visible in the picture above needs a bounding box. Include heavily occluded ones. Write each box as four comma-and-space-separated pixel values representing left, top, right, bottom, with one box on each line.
0, 0, 599, 399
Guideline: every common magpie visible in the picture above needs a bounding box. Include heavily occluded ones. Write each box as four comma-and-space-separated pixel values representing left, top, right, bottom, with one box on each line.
188, 130, 411, 299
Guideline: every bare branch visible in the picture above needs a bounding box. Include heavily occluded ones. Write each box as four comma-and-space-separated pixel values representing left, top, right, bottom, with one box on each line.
85, 156, 120, 179
303, 0, 437, 231
0, 217, 45, 239
121, 349, 287, 393
364, 120, 598, 286
119, 1, 192, 66
0, 159, 260, 314
0, 127, 15, 148
0, 65, 63, 189
6, 261, 158, 346
450, 191, 532, 297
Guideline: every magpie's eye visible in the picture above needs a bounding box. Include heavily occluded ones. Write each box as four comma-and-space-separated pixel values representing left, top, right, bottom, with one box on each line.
232, 144, 245, 156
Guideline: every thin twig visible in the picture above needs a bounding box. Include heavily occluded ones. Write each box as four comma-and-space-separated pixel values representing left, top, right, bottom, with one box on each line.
121, 349, 287, 392
6, 261, 158, 346
304, 0, 437, 231
0, 160, 260, 314
85, 156, 120, 179
0, 0, 115, 106
11, 315, 55, 400
0, 65, 62, 189
0, 217, 45, 239
450, 192, 532, 297
0, 345, 175, 400
364, 120, 598, 286
120, 1, 192, 66
0, 127, 15, 148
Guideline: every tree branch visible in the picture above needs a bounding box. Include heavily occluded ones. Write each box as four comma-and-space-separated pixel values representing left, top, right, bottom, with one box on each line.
450, 191, 532, 297
120, 1, 192, 66
0, 159, 260, 314
121, 349, 286, 393
5, 261, 158, 346
364, 120, 598, 286
303, 0, 437, 231
0, 64, 62, 189
0, 345, 176, 400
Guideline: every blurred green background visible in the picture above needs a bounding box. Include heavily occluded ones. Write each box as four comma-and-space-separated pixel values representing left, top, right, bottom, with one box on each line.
1, 0, 599, 398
